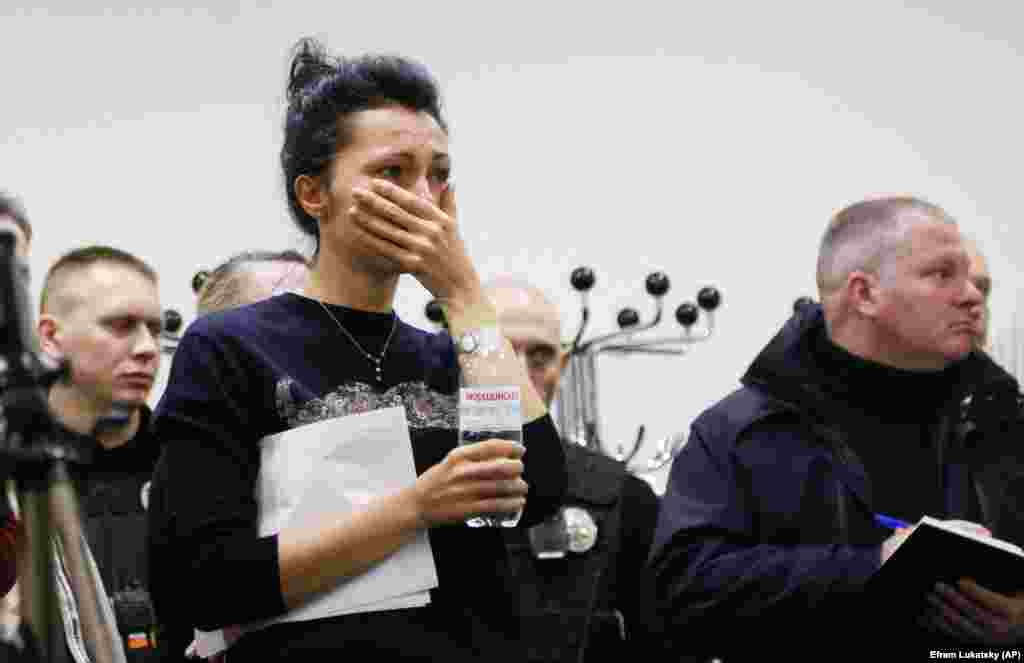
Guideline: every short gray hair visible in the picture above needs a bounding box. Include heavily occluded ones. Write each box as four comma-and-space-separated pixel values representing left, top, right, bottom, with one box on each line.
815, 196, 954, 296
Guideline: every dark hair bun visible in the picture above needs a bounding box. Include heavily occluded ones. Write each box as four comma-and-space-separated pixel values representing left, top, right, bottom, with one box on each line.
286, 38, 336, 103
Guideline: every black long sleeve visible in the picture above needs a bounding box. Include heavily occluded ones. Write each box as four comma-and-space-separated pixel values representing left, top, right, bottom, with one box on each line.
147, 294, 564, 657
519, 414, 566, 527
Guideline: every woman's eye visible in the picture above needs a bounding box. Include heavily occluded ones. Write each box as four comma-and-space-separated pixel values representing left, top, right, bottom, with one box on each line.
379, 166, 402, 179
430, 167, 451, 183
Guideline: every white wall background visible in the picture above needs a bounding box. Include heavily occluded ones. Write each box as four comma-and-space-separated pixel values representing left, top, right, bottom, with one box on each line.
2, 1, 1022, 492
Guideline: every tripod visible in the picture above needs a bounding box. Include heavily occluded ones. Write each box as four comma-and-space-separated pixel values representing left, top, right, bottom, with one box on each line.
0, 232, 122, 663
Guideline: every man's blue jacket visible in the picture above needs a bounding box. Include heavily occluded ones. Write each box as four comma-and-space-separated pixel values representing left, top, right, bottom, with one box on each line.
649, 303, 1023, 655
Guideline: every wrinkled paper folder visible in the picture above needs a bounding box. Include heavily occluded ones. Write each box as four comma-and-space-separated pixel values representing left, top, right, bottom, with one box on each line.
194, 406, 437, 657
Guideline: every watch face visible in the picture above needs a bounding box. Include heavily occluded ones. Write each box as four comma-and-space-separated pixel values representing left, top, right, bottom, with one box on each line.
459, 332, 479, 354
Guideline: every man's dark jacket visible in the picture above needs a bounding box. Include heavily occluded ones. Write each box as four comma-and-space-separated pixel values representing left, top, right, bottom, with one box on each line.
505, 443, 661, 663
650, 302, 1024, 656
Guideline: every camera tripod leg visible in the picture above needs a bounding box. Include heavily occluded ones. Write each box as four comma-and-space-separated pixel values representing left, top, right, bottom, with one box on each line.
17, 460, 123, 663
17, 472, 64, 663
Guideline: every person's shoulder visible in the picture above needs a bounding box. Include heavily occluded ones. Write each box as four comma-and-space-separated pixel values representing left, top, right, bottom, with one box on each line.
620, 474, 660, 539
686, 384, 815, 463
391, 319, 456, 378
563, 443, 631, 485
562, 443, 628, 504
177, 296, 315, 368
620, 473, 659, 522
622, 472, 658, 504
561, 445, 657, 513
188, 295, 297, 339
692, 384, 784, 438
394, 319, 452, 353
160, 300, 301, 414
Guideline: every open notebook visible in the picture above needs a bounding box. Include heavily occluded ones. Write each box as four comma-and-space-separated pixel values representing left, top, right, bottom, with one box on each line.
868, 516, 1024, 607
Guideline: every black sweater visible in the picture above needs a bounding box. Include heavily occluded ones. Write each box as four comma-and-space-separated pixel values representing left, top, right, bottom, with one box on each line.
147, 293, 566, 661
810, 326, 966, 524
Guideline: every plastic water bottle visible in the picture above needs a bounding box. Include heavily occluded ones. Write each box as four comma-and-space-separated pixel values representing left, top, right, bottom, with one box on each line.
457, 326, 524, 527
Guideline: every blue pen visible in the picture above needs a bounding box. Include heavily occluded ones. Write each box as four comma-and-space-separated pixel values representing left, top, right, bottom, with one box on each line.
875, 513, 912, 530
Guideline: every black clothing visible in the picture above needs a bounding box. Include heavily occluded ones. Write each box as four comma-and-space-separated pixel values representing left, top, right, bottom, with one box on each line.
148, 293, 566, 661
77, 407, 160, 601
651, 303, 1022, 658
808, 322, 966, 525
76, 405, 162, 661
505, 443, 660, 662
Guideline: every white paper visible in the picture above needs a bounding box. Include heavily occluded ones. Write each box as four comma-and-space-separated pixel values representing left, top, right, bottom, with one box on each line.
194, 406, 437, 656
919, 516, 1024, 557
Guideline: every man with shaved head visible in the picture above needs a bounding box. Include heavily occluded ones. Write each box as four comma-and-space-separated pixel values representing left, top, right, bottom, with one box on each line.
39, 246, 162, 439
651, 196, 1024, 656
484, 278, 567, 407
484, 276, 661, 663
35, 245, 166, 661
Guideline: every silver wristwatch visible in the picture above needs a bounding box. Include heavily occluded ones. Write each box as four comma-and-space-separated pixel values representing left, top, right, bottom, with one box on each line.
455, 326, 501, 356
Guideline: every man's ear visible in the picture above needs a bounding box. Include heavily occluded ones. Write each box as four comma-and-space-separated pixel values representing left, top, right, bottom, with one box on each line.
295, 174, 329, 223
37, 315, 63, 359
847, 271, 882, 318
558, 348, 571, 375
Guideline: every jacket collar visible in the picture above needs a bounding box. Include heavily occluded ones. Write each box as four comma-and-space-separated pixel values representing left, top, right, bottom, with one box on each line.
742, 302, 1015, 420
739, 302, 1020, 511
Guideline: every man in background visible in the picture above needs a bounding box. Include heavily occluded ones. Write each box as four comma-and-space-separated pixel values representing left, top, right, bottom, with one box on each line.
965, 238, 992, 350
961, 239, 1024, 586
484, 276, 662, 663
984, 239, 1024, 382
651, 196, 1024, 656
193, 250, 309, 316
36, 246, 165, 662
